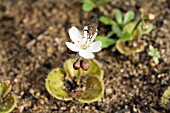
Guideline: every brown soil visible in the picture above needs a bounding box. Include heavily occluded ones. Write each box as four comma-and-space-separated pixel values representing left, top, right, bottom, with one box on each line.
0, 0, 170, 113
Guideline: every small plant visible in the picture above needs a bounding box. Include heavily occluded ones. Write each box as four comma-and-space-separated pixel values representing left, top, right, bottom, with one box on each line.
96, 9, 153, 55
46, 24, 104, 103
0, 80, 17, 113
162, 87, 170, 111
148, 45, 160, 64
80, 0, 111, 12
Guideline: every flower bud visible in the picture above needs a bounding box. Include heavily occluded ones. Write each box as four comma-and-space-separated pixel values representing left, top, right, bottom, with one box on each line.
80, 59, 90, 71
4, 79, 11, 86
73, 58, 80, 70
148, 13, 155, 20
142, 22, 149, 31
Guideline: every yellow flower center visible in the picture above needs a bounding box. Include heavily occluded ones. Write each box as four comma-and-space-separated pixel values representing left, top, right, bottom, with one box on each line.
81, 44, 87, 49
81, 44, 90, 49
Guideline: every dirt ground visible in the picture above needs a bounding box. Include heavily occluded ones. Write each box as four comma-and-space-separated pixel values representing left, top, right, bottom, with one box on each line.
0, 0, 170, 113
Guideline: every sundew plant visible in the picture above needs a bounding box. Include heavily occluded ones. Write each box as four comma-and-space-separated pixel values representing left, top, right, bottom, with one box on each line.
96, 9, 153, 55
148, 45, 160, 64
162, 87, 170, 111
45, 22, 104, 103
0, 80, 17, 113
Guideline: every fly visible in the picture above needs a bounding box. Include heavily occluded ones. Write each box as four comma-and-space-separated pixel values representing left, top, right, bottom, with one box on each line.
83, 17, 98, 43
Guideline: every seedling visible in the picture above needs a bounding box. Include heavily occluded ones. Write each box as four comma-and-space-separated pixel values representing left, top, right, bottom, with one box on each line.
96, 9, 153, 55
46, 24, 104, 103
148, 45, 160, 64
80, 0, 111, 12
162, 87, 170, 111
0, 80, 17, 113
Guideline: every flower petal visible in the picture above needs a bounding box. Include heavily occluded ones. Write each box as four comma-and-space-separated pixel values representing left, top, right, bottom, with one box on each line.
69, 27, 82, 44
90, 29, 98, 42
79, 49, 94, 59
85, 29, 98, 45
65, 42, 80, 52
82, 26, 88, 44
88, 41, 102, 52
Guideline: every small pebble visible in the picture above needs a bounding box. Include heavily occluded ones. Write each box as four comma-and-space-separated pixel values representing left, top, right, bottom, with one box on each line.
29, 89, 34, 95
61, 106, 66, 110
36, 92, 40, 97
14, 78, 18, 83
85, 106, 89, 110
106, 88, 113, 95
38, 99, 44, 105
120, 69, 124, 73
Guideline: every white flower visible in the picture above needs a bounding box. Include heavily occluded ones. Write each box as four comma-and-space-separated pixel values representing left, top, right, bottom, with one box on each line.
66, 26, 102, 59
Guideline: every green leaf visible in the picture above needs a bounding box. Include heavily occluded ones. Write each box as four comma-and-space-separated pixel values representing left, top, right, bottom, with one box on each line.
154, 50, 160, 56
131, 27, 141, 40
99, 16, 116, 25
0, 96, 17, 113
162, 87, 170, 110
45, 68, 72, 101
148, 45, 155, 56
73, 75, 104, 103
98, 6, 104, 12
95, 36, 116, 48
114, 9, 122, 25
123, 20, 139, 34
107, 31, 115, 37
111, 46, 116, 52
0, 82, 6, 97
148, 45, 160, 64
153, 57, 159, 64
120, 32, 131, 41
0, 81, 17, 113
112, 25, 122, 38
64, 59, 78, 78
122, 21, 142, 40
123, 10, 135, 25
0, 81, 12, 98
148, 45, 160, 57
148, 50, 154, 56
116, 40, 144, 55
149, 45, 154, 51
82, 2, 95, 12
84, 59, 104, 80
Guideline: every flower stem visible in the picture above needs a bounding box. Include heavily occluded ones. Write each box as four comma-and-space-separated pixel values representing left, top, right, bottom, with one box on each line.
132, 16, 149, 34
77, 67, 84, 85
